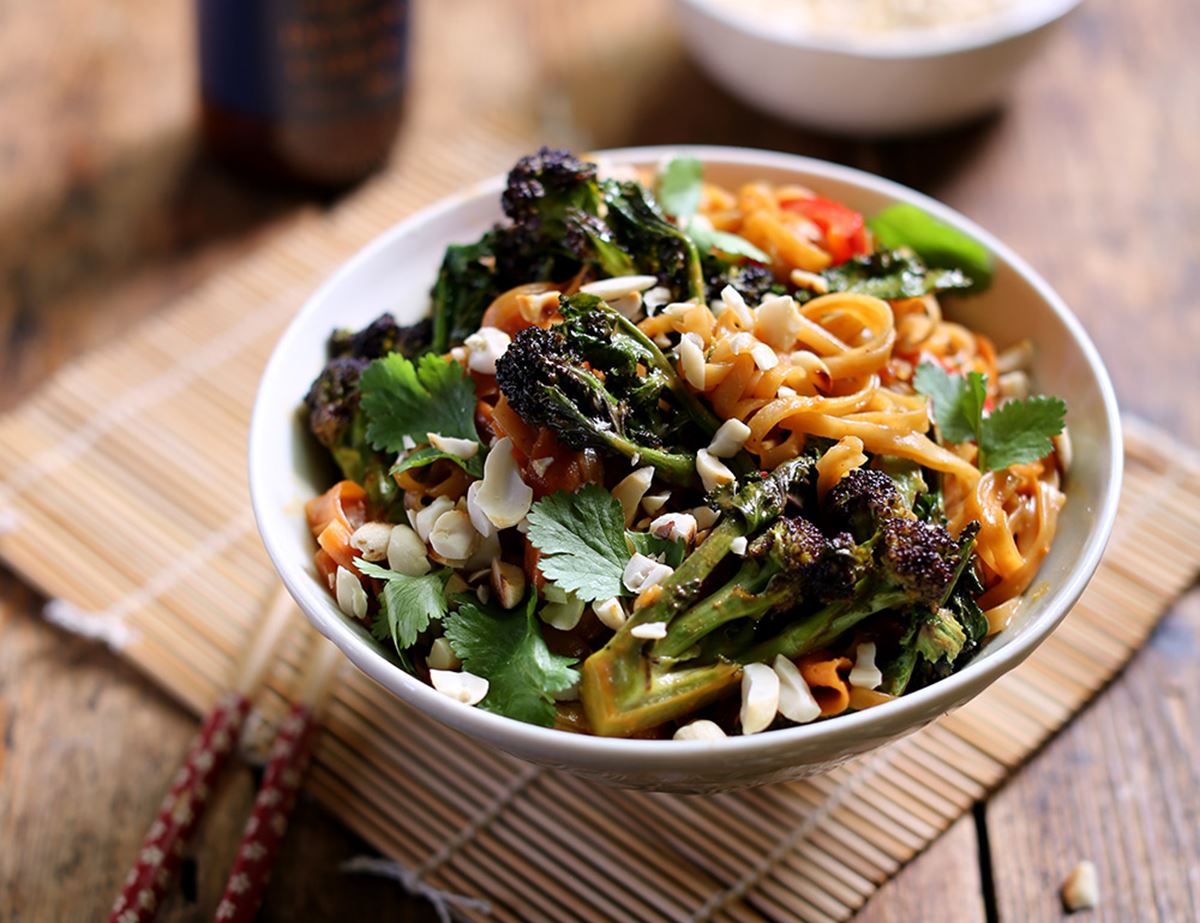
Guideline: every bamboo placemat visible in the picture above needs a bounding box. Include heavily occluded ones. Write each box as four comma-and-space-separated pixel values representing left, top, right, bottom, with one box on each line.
2, 147, 1199, 922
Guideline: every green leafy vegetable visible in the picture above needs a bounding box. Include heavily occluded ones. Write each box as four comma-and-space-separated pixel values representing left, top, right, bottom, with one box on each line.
391, 444, 484, 480
823, 250, 973, 301
867, 204, 993, 291
914, 363, 1065, 471
358, 559, 449, 656
526, 485, 630, 601
360, 353, 482, 467
444, 595, 579, 726
431, 236, 499, 353
978, 395, 1068, 471
656, 156, 704, 221
627, 531, 687, 569
523, 483, 688, 598
686, 220, 770, 264
913, 362, 987, 445
602, 180, 707, 302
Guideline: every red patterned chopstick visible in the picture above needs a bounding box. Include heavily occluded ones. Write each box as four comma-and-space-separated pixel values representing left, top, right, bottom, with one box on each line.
107, 693, 251, 923
210, 640, 342, 922
211, 702, 319, 922
106, 589, 297, 923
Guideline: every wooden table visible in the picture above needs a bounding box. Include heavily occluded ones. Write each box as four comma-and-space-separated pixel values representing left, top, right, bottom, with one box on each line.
1, 1, 1196, 920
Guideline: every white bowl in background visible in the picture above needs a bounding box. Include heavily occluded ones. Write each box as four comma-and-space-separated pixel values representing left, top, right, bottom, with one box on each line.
249, 146, 1121, 792
673, 0, 1082, 135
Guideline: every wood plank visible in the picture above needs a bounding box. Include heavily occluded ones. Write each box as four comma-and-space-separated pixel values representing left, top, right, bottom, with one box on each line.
985, 589, 1200, 923
850, 817, 986, 923
0, 577, 420, 921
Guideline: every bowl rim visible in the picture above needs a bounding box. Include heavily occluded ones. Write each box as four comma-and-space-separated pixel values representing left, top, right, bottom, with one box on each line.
250, 144, 1122, 764
675, 0, 1083, 59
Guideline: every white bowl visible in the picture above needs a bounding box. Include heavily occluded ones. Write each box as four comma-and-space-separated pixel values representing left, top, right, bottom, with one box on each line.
250, 146, 1121, 792
673, 0, 1082, 134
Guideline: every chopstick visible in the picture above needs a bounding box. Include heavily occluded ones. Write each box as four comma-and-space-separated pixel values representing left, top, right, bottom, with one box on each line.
211, 638, 342, 922
106, 588, 296, 923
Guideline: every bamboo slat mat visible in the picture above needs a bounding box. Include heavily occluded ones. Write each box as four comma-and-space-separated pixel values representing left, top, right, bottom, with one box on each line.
2, 149, 1199, 923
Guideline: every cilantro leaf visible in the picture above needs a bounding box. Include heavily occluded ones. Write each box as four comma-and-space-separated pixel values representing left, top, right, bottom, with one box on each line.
867, 204, 994, 291
526, 484, 630, 601
358, 559, 449, 654
979, 395, 1066, 471
686, 220, 770, 264
656, 156, 704, 221
444, 595, 578, 727
359, 353, 480, 455
913, 362, 986, 445
914, 362, 1065, 471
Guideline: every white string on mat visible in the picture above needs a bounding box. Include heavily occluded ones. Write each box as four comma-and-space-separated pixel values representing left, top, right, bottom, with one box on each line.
43, 598, 136, 651
688, 739, 910, 923
0, 283, 306, 510
341, 763, 542, 920
0, 504, 20, 535
44, 511, 255, 630
340, 857, 492, 923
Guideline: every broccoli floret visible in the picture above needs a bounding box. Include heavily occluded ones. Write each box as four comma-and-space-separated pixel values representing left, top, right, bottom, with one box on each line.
495, 294, 744, 485
579, 457, 829, 736
602, 180, 706, 302
826, 467, 913, 541
915, 607, 968, 663
305, 356, 368, 451
495, 320, 697, 485
703, 258, 782, 306
653, 515, 854, 661
492, 148, 607, 288
304, 313, 428, 510
501, 147, 600, 225
329, 313, 430, 362
579, 455, 968, 736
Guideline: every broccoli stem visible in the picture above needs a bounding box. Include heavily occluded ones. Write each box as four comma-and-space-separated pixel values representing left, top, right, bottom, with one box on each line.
737, 583, 911, 666
602, 305, 756, 477
605, 306, 723, 435
581, 517, 745, 735
651, 563, 782, 661
545, 377, 699, 487
579, 657, 741, 738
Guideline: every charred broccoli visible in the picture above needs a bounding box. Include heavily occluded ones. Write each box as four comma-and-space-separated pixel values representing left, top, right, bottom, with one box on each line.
491, 147, 610, 288
580, 458, 969, 736
703, 257, 782, 306
602, 179, 706, 302
495, 318, 698, 485
495, 294, 739, 485
304, 313, 429, 509
652, 516, 857, 660
431, 236, 500, 354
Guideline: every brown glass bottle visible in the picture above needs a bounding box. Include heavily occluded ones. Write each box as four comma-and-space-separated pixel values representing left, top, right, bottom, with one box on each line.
198, 0, 409, 188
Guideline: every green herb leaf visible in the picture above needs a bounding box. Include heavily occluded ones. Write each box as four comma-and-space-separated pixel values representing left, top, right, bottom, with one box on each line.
656, 156, 704, 221
914, 362, 1065, 471
979, 395, 1067, 471
431, 236, 500, 353
360, 353, 481, 456
913, 362, 986, 445
686, 220, 770, 264
444, 595, 579, 726
391, 444, 484, 480
526, 484, 629, 601
822, 250, 973, 300
627, 530, 687, 568
358, 559, 449, 654
867, 204, 993, 291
